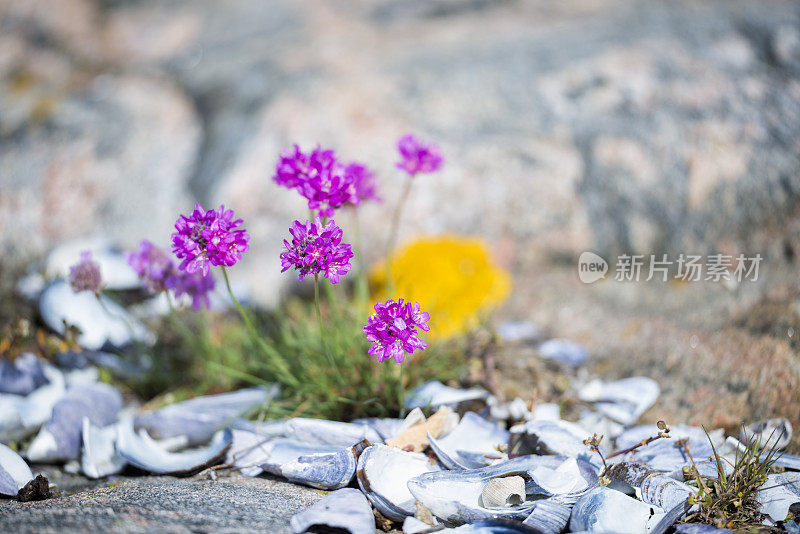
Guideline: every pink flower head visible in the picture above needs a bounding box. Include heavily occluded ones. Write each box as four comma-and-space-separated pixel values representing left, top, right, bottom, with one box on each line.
126, 240, 175, 293
395, 134, 443, 176
273, 145, 362, 217
166, 270, 215, 311
171, 203, 250, 276
363, 299, 430, 363
280, 217, 353, 284
68, 251, 103, 294
345, 162, 380, 204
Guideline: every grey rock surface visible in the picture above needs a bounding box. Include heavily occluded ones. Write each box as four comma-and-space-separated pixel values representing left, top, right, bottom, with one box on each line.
0, 467, 325, 533
1, 0, 800, 305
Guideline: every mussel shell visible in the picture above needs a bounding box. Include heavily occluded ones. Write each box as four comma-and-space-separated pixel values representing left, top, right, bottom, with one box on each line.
742, 418, 792, 451
407, 455, 597, 525
569, 486, 665, 534
289, 488, 375, 534
406, 380, 489, 410
0, 443, 33, 496
757, 472, 800, 522
81, 418, 126, 479
27, 382, 122, 462
357, 444, 443, 521
428, 412, 509, 470
606, 462, 695, 510
0, 353, 49, 396
510, 420, 605, 471
521, 500, 571, 534
276, 439, 368, 490
286, 417, 382, 446
135, 386, 277, 447
117, 420, 232, 476
578, 377, 659, 426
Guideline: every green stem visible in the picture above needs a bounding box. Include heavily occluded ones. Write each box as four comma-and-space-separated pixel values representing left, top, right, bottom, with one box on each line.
385, 174, 415, 297
315, 274, 339, 375
350, 207, 370, 312
96, 292, 137, 339
221, 266, 299, 387
398, 363, 406, 418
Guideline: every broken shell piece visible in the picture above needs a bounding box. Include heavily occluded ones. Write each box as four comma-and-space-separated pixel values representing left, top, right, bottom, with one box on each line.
0, 353, 49, 395
226, 429, 271, 477
615, 424, 726, 475
39, 280, 153, 350
481, 476, 526, 507
428, 412, 508, 469
522, 500, 571, 534
607, 462, 695, 510
408, 455, 597, 525
27, 383, 123, 462
528, 457, 590, 499
405, 380, 488, 410
725, 436, 800, 471
135, 386, 277, 447
451, 519, 542, 532
286, 417, 382, 446
674, 525, 732, 534
290, 488, 375, 534
266, 439, 368, 490
117, 420, 232, 476
537, 338, 589, 366
578, 377, 659, 426
757, 472, 800, 522
742, 418, 792, 451
0, 443, 33, 496
0, 364, 66, 444
387, 406, 458, 452
532, 403, 560, 421
353, 408, 425, 442
356, 444, 442, 521
81, 418, 126, 479
569, 486, 665, 534
510, 419, 604, 470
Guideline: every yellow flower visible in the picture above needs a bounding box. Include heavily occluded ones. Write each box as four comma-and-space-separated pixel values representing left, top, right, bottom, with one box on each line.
371, 236, 511, 340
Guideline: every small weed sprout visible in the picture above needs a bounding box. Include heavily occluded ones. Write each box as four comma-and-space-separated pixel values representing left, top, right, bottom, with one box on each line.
682, 425, 783, 528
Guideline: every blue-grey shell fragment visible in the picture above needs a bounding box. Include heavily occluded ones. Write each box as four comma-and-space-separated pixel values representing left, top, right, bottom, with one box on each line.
0, 443, 33, 496
290, 488, 375, 534
26, 383, 123, 462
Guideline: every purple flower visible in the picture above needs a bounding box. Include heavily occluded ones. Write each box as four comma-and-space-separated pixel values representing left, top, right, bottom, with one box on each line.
345, 162, 380, 204
166, 270, 215, 311
171, 203, 250, 276
68, 251, 102, 294
280, 218, 353, 284
126, 240, 175, 293
395, 134, 444, 176
363, 299, 430, 363
273, 145, 364, 217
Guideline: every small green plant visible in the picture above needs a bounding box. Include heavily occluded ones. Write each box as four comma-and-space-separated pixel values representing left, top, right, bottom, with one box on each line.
682, 426, 782, 529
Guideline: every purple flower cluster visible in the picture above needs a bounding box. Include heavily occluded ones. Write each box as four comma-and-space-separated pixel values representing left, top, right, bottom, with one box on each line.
127, 239, 215, 310
68, 251, 103, 294
169, 270, 216, 311
273, 145, 379, 216
126, 240, 174, 293
363, 299, 430, 364
171, 203, 249, 276
280, 218, 353, 284
396, 134, 444, 176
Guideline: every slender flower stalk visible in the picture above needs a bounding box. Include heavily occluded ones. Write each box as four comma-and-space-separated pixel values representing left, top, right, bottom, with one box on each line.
384, 134, 443, 296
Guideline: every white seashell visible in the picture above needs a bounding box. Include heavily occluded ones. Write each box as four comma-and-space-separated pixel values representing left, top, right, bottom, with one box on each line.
757, 472, 800, 522
725, 436, 800, 471
511, 419, 605, 471
285, 417, 382, 446
39, 280, 153, 350
116, 419, 232, 475
135, 386, 277, 447
81, 418, 126, 479
532, 403, 560, 421
578, 377, 659, 426
742, 418, 792, 451
569, 486, 666, 534
480, 476, 526, 507
356, 444, 442, 521
226, 429, 271, 477
528, 457, 590, 497
0, 443, 33, 496
538, 338, 589, 366
405, 380, 488, 410
289, 488, 375, 534
428, 412, 509, 469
